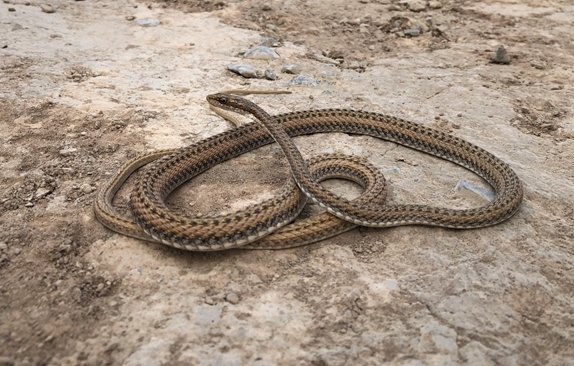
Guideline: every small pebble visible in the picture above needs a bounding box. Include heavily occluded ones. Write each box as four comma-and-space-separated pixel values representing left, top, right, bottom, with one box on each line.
404, 29, 421, 37
264, 69, 277, 80
281, 64, 302, 74
259, 37, 279, 47
227, 64, 258, 78
428, 0, 442, 9
205, 297, 215, 305
25, 202, 34, 207
289, 74, 324, 87
407, 0, 426, 12
59, 244, 71, 253
11, 22, 23, 31
125, 15, 135, 21
491, 45, 511, 64
8, 7, 15, 12
80, 183, 93, 194
0, 242, 7, 251
136, 18, 160, 27
225, 292, 239, 304
40, 4, 55, 13
243, 45, 280, 59
96, 283, 104, 291
59, 147, 77, 156
35, 187, 51, 199
455, 179, 495, 201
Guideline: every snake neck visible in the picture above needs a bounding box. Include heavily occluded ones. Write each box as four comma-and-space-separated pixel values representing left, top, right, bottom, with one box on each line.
244, 100, 314, 189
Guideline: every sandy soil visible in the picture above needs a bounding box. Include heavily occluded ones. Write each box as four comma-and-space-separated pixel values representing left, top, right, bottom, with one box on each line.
1, 0, 573, 365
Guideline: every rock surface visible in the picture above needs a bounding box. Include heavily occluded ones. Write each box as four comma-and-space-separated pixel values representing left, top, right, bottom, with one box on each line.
0, 0, 573, 365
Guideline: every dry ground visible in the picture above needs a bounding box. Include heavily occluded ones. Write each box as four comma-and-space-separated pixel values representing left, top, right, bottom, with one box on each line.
1, 0, 573, 365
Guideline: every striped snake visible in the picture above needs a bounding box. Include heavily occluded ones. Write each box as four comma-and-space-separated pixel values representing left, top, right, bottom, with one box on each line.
95, 93, 523, 251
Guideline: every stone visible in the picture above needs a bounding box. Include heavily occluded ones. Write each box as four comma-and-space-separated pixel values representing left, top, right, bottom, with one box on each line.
80, 183, 93, 194
429, 1, 442, 9
259, 37, 279, 47
281, 64, 302, 74
40, 4, 55, 13
264, 69, 277, 80
35, 187, 52, 198
225, 292, 239, 304
404, 29, 421, 37
227, 64, 258, 78
491, 45, 511, 64
289, 74, 324, 86
406, 0, 426, 12
59, 147, 78, 156
243, 45, 280, 59
136, 18, 160, 27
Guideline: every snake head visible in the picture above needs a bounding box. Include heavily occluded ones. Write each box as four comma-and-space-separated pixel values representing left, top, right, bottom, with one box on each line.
207, 93, 242, 113
207, 92, 270, 120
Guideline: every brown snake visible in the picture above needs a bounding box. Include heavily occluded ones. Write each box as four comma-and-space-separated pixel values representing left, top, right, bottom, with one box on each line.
95, 93, 523, 251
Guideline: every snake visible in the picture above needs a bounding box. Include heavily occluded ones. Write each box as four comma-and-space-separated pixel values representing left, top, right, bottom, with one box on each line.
95, 93, 523, 251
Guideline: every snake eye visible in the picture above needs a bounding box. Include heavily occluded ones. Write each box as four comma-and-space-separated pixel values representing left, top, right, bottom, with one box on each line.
218, 97, 228, 104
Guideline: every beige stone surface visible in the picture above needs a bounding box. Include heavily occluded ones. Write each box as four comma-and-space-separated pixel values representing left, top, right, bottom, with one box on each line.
1, 0, 573, 364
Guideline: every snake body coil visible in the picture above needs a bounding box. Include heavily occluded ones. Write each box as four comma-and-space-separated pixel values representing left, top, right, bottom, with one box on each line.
95, 94, 523, 251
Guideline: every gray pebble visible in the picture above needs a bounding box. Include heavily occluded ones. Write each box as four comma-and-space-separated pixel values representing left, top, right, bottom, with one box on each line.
225, 292, 239, 304
59, 244, 72, 253
35, 187, 51, 199
289, 74, 324, 87
243, 45, 280, 60
455, 179, 495, 201
136, 18, 160, 27
404, 29, 421, 37
429, 0, 442, 9
264, 69, 277, 80
260, 37, 279, 47
406, 0, 426, 12
40, 4, 55, 13
80, 183, 93, 194
227, 64, 258, 78
11, 22, 23, 31
266, 24, 277, 31
59, 147, 77, 156
491, 45, 511, 64
25, 202, 34, 207
281, 64, 302, 74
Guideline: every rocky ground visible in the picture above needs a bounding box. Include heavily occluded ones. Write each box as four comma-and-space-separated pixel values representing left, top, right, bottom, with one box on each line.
1, 0, 573, 365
